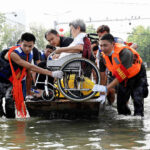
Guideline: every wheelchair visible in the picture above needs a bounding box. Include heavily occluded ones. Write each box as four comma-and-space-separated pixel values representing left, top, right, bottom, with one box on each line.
35, 37, 100, 102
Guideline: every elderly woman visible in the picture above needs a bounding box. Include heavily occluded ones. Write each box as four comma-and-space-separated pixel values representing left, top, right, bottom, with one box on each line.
54, 19, 87, 59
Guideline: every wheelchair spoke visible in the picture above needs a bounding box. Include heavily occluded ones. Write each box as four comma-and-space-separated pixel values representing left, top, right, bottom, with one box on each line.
63, 88, 91, 91
58, 58, 100, 101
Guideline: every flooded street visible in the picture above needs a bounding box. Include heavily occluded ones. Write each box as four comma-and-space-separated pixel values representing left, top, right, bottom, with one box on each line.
0, 71, 150, 150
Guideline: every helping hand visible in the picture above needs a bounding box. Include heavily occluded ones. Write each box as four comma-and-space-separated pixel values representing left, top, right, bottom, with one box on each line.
52, 71, 63, 79
95, 94, 106, 104
92, 84, 107, 93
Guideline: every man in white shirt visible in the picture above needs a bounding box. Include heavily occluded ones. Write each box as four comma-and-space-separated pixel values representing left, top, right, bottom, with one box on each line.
54, 19, 87, 58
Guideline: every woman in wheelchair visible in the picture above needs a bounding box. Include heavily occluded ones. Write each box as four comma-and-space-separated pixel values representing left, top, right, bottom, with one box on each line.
34, 19, 86, 97
52, 19, 87, 59
35, 19, 100, 102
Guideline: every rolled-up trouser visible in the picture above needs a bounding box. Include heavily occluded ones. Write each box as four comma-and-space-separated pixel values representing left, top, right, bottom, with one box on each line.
0, 82, 12, 117
117, 64, 148, 117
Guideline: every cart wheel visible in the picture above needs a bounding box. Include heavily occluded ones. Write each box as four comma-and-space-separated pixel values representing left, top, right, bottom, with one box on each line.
42, 89, 55, 101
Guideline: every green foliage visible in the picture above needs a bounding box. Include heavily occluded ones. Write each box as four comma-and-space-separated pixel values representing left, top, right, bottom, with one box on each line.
0, 13, 6, 50
86, 24, 96, 34
127, 25, 150, 65
2, 24, 24, 47
0, 12, 24, 50
0, 13, 5, 30
0, 12, 47, 51
64, 31, 70, 37
30, 24, 47, 50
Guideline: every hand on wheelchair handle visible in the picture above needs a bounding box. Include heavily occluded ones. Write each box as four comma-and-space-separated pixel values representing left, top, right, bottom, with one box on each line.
52, 71, 63, 79
92, 84, 107, 93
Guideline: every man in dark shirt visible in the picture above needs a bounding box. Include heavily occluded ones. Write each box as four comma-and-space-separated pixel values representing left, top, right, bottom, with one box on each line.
93, 34, 148, 117
45, 29, 73, 47
32, 47, 40, 65
34, 30, 73, 95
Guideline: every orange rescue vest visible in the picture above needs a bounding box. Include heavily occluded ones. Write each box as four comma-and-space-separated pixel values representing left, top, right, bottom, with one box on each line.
8, 46, 28, 118
102, 43, 142, 81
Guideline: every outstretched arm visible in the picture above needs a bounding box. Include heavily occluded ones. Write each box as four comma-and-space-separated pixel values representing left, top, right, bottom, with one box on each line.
107, 78, 119, 90
9, 52, 53, 76
55, 45, 83, 54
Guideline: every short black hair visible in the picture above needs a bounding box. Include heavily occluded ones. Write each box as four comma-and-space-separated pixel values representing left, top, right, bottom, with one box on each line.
91, 40, 98, 45
91, 40, 99, 51
45, 29, 58, 39
100, 33, 115, 43
46, 44, 56, 50
21, 32, 36, 43
97, 25, 110, 34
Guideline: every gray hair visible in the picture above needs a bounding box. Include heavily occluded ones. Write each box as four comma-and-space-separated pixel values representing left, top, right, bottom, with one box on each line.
69, 19, 86, 32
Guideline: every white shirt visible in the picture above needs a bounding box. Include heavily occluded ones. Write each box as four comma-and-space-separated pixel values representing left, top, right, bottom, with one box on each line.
59, 32, 86, 58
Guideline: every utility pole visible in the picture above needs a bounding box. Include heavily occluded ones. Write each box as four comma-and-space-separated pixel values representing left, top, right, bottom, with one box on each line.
54, 21, 58, 30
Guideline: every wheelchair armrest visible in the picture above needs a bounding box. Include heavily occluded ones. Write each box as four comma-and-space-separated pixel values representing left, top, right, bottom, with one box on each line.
47, 53, 82, 68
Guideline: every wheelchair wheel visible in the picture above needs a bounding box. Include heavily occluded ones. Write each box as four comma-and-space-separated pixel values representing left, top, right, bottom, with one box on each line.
57, 58, 100, 101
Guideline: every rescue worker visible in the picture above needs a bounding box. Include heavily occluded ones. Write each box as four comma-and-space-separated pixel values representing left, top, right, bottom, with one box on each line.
0, 32, 63, 118
33, 29, 73, 97
93, 34, 148, 117
96, 25, 138, 105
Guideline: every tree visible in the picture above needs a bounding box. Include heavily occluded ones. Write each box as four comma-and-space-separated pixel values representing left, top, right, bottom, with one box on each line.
1, 24, 24, 48
0, 12, 24, 50
30, 24, 47, 50
86, 24, 96, 34
127, 25, 150, 67
64, 30, 70, 37
0, 13, 6, 50
0, 13, 5, 29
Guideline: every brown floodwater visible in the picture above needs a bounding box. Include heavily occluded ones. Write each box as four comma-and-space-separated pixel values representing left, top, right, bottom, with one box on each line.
0, 71, 149, 150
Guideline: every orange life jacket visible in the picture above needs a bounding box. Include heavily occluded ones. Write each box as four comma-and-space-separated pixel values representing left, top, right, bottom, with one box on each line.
8, 46, 28, 118
102, 43, 142, 82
